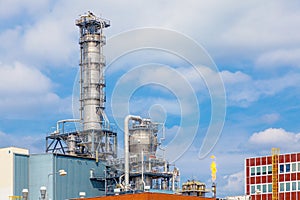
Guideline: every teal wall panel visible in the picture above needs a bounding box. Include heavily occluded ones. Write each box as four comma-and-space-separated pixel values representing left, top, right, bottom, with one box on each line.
29, 154, 54, 200
13, 154, 29, 196
54, 155, 105, 199
27, 154, 105, 200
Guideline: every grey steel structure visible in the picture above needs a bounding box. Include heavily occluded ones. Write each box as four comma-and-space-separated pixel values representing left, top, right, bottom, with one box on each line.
102, 115, 180, 194
45, 12, 179, 196
46, 12, 117, 160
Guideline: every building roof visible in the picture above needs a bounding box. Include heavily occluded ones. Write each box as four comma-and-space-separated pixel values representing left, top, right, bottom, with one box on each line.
71, 192, 216, 200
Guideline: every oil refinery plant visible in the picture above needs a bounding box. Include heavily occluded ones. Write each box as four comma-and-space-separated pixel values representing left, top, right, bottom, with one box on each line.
0, 12, 217, 200
1, 11, 295, 200
45, 11, 181, 195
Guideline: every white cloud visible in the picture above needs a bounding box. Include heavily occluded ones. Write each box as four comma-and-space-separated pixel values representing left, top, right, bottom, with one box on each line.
0, 0, 50, 19
221, 171, 244, 196
260, 113, 280, 124
248, 128, 300, 152
0, 131, 44, 153
221, 71, 251, 84
0, 62, 52, 95
0, 62, 71, 119
220, 2, 300, 53
22, 12, 78, 66
220, 70, 300, 107
220, 70, 258, 107
256, 48, 300, 69
1, 1, 300, 68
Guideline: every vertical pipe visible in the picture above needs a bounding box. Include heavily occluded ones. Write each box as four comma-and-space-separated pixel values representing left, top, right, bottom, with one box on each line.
91, 130, 95, 157
114, 134, 117, 158
124, 115, 142, 191
104, 168, 107, 196
141, 150, 145, 190
172, 172, 175, 191
105, 132, 109, 154
79, 35, 83, 122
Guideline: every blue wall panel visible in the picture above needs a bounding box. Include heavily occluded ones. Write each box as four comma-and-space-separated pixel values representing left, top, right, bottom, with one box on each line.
29, 154, 54, 200
28, 154, 105, 200
54, 155, 105, 199
13, 154, 29, 196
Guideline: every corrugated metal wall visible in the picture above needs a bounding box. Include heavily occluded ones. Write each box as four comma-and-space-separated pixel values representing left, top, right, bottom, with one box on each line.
29, 154, 54, 200
54, 154, 105, 199
13, 154, 29, 196
27, 154, 105, 200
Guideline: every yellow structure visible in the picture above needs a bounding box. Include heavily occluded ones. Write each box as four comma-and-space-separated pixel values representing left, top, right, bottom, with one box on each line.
9, 196, 22, 200
272, 148, 280, 200
181, 180, 208, 197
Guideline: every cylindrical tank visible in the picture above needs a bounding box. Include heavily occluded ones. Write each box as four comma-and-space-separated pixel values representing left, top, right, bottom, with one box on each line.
129, 123, 158, 156
67, 134, 77, 155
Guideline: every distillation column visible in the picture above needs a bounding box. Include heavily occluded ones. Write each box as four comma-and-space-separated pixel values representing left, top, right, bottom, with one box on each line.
75, 12, 116, 159
46, 12, 117, 158
76, 11, 109, 131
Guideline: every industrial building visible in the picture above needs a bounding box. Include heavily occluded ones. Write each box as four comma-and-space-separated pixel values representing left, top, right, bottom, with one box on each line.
0, 147, 29, 200
245, 148, 300, 200
0, 12, 210, 200
0, 146, 107, 199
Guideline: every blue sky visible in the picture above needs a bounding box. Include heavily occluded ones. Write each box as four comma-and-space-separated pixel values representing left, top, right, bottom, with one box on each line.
1, 0, 300, 197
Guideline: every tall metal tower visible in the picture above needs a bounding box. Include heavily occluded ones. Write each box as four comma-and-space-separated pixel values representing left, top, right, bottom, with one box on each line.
76, 11, 109, 131
46, 12, 117, 160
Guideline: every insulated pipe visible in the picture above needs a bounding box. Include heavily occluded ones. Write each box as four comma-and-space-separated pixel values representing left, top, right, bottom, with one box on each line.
56, 119, 81, 134
124, 115, 142, 191
141, 150, 146, 190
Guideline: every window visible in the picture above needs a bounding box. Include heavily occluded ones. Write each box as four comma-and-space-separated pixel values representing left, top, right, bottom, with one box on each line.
292, 163, 297, 172
268, 184, 272, 193
298, 181, 300, 190
257, 185, 261, 192
280, 183, 284, 192
298, 162, 300, 172
280, 164, 284, 173
268, 165, 272, 174
286, 182, 290, 191
251, 185, 255, 194
262, 184, 267, 193
250, 167, 255, 176
256, 166, 261, 175
262, 166, 267, 175
292, 182, 296, 191
286, 164, 291, 173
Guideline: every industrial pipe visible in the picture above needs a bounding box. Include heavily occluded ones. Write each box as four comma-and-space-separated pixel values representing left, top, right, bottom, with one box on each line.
55, 119, 81, 134
124, 115, 142, 191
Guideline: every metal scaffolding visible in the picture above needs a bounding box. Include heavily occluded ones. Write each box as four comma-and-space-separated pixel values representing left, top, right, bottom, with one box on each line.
46, 12, 117, 160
